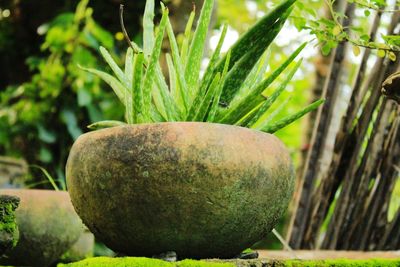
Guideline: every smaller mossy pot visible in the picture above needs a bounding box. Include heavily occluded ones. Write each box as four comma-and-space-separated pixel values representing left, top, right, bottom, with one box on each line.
0, 189, 85, 267
66, 122, 294, 258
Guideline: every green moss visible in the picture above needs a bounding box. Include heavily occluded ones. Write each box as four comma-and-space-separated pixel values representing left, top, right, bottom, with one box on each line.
0, 196, 20, 249
179, 260, 235, 267
58, 257, 235, 267
59, 258, 400, 267
283, 259, 400, 267
60, 249, 94, 263
0, 203, 17, 234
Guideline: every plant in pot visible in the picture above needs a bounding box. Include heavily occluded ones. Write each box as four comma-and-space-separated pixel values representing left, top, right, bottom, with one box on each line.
66, 0, 323, 259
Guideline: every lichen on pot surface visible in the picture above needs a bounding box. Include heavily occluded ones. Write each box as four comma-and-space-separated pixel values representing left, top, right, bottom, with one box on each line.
66, 122, 294, 258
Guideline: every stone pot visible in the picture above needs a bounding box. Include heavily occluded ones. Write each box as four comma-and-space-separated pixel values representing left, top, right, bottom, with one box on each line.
0, 189, 85, 267
66, 122, 294, 259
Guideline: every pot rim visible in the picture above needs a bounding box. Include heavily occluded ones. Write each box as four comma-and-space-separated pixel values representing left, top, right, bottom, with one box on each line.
0, 189, 67, 195
83, 121, 274, 138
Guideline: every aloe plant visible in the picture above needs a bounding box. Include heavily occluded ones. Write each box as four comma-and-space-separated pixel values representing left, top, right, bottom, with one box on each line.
82, 0, 324, 134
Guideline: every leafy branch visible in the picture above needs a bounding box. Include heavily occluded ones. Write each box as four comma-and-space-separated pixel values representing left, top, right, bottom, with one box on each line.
348, 0, 400, 13
296, 0, 400, 59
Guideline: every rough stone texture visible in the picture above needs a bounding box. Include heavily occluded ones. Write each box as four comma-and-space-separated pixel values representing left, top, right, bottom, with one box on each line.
66, 122, 294, 259
0, 189, 85, 267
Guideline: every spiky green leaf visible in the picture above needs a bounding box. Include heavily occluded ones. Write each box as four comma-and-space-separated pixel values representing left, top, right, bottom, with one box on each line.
151, 84, 168, 121
201, 24, 228, 88
193, 73, 221, 122
154, 64, 179, 120
245, 59, 302, 127
125, 47, 134, 89
99, 47, 126, 86
132, 53, 144, 123
215, 0, 296, 73
166, 53, 183, 115
141, 8, 169, 121
261, 99, 325, 133
207, 50, 231, 122
125, 48, 134, 124
252, 96, 292, 130
80, 66, 128, 105
217, 42, 306, 124
185, 0, 214, 101
88, 120, 126, 130
187, 24, 228, 120
143, 0, 155, 56
166, 16, 189, 112
220, 10, 291, 103
181, 10, 196, 65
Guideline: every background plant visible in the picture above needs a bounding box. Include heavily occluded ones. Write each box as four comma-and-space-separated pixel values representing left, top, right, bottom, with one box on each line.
0, 0, 123, 185
293, 0, 400, 58
288, 0, 400, 250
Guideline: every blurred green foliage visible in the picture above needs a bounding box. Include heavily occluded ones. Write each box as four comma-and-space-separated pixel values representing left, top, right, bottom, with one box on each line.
0, 0, 124, 184
389, 179, 400, 222
306, 0, 400, 58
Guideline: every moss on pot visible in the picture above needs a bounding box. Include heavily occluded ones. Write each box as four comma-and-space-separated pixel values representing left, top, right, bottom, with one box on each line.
0, 195, 20, 255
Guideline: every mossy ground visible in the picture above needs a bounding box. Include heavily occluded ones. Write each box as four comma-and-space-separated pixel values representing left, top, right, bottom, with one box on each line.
57, 257, 235, 267
57, 257, 400, 267
282, 259, 400, 267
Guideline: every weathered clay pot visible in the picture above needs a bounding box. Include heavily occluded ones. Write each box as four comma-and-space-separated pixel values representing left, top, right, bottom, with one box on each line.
61, 228, 95, 262
66, 122, 294, 259
0, 189, 84, 267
